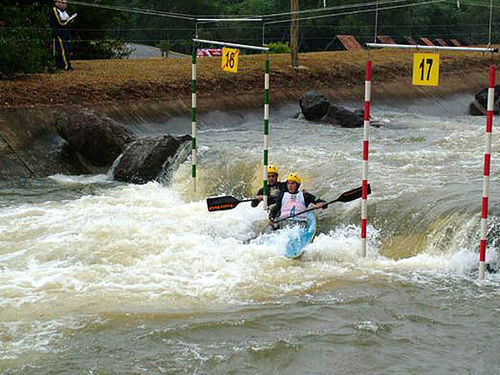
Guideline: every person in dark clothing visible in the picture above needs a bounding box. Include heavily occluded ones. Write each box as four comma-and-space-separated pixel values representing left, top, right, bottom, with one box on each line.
269, 172, 326, 224
251, 164, 286, 209
49, 0, 77, 70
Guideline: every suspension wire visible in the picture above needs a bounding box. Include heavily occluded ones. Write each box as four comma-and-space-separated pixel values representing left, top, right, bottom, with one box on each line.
2, 21, 499, 32
3, 30, 496, 43
15, 0, 496, 45
68, 0, 195, 19
66, 0, 428, 20
374, 0, 380, 43
449, 0, 500, 8
197, 18, 263, 22
67, 0, 262, 21
60, 0, 500, 31
4, 31, 496, 43
267, 0, 447, 25
66, 0, 486, 26
445, 0, 498, 47
67, 0, 269, 24
488, 0, 494, 46
264, 0, 410, 18
66, 0, 196, 20
66, 0, 431, 21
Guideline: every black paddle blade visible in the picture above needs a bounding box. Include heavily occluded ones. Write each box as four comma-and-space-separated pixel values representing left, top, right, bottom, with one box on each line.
207, 196, 241, 212
337, 184, 371, 203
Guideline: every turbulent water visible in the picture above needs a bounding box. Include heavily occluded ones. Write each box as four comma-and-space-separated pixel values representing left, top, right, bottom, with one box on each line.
1, 95, 499, 374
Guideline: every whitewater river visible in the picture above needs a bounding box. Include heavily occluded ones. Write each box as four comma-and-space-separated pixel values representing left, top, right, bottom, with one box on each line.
1, 95, 499, 374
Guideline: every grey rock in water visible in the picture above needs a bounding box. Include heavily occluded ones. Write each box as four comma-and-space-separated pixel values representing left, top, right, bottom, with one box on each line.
299, 91, 365, 127
326, 105, 364, 128
113, 135, 192, 184
299, 91, 331, 121
470, 85, 500, 115
54, 106, 136, 167
0, 107, 94, 179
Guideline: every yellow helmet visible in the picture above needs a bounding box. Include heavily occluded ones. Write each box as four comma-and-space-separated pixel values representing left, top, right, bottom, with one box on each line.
286, 173, 301, 185
267, 164, 279, 175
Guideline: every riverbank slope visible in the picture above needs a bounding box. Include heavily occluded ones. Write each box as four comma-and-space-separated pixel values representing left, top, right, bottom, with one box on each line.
0, 49, 498, 179
1, 49, 498, 109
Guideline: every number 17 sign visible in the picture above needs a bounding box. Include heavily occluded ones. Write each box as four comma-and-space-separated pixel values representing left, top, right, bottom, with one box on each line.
222, 47, 239, 73
412, 53, 440, 86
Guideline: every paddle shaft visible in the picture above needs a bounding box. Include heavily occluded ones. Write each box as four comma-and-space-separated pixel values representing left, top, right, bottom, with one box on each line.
274, 185, 369, 223
239, 199, 255, 204
274, 198, 338, 223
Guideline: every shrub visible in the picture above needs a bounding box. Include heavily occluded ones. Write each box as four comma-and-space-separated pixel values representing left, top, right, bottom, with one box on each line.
267, 42, 291, 54
156, 40, 171, 57
0, 3, 55, 77
0, 28, 55, 77
73, 39, 133, 60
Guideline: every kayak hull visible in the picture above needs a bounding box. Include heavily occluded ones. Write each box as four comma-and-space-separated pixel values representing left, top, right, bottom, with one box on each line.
284, 212, 317, 259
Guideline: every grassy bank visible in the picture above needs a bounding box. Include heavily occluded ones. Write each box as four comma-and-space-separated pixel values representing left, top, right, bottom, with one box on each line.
1, 49, 498, 108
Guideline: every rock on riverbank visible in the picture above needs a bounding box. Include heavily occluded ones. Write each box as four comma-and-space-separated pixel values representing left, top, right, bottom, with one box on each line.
0, 106, 191, 182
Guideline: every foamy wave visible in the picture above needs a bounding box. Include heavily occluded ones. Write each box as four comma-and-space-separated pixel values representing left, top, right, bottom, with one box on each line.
0, 316, 103, 361
48, 174, 113, 184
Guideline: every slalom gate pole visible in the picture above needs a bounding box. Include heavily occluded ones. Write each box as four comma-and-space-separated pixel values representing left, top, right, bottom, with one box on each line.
479, 65, 496, 280
263, 56, 270, 210
191, 44, 197, 193
361, 61, 372, 258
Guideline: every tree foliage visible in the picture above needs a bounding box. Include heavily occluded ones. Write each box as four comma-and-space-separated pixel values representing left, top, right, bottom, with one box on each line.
120, 0, 498, 51
0, 0, 498, 75
0, 1, 54, 76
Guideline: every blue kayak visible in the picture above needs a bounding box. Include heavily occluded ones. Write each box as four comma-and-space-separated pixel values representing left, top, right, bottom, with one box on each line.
284, 212, 317, 259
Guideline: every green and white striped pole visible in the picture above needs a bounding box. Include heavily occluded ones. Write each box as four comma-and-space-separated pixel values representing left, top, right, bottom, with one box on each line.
263, 56, 270, 210
191, 44, 197, 193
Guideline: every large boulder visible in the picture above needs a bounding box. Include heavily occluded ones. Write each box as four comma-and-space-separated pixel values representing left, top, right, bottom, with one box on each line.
470, 85, 500, 115
0, 107, 93, 179
113, 135, 192, 184
299, 91, 330, 121
326, 106, 364, 128
54, 106, 136, 167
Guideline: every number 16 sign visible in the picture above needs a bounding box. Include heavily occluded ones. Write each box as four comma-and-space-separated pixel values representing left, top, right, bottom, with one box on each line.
412, 53, 440, 86
222, 47, 239, 74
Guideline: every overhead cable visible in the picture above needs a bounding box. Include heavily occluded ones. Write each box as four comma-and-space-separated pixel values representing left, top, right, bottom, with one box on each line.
264, 0, 411, 18
66, 0, 196, 20
2, 22, 498, 32
448, 0, 500, 7
267, 0, 447, 25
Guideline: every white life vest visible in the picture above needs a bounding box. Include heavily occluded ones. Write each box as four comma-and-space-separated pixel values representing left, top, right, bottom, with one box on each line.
279, 192, 307, 220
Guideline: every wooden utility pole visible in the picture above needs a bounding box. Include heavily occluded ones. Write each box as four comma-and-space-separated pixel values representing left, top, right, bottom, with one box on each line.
290, 0, 299, 67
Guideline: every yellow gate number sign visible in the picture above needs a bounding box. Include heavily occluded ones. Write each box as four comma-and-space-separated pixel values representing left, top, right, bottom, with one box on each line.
412, 53, 440, 86
221, 47, 239, 73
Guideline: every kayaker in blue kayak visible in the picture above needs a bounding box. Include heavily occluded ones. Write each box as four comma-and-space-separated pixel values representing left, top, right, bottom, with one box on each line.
269, 173, 327, 228
251, 164, 286, 209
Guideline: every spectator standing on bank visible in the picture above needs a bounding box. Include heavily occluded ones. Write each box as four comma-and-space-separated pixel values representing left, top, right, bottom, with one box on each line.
49, 0, 77, 71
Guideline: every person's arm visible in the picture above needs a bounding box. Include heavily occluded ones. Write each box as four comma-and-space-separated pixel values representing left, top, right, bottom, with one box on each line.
303, 192, 327, 208
251, 187, 264, 207
268, 191, 284, 221
52, 7, 72, 26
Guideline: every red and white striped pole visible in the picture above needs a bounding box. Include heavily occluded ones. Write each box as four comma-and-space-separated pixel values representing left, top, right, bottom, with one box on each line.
361, 61, 372, 258
479, 64, 496, 280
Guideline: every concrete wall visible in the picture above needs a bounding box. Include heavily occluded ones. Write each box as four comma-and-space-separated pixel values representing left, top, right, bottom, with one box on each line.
0, 67, 490, 180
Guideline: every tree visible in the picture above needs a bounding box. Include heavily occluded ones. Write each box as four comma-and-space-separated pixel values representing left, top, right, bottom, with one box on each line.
0, 1, 54, 76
